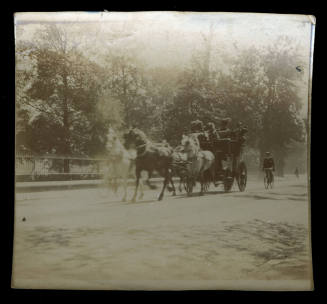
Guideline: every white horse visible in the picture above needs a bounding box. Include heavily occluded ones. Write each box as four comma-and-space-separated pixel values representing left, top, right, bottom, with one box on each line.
181, 134, 215, 195
104, 127, 144, 202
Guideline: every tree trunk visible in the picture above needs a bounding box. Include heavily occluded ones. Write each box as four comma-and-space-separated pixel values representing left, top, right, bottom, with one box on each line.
62, 68, 70, 173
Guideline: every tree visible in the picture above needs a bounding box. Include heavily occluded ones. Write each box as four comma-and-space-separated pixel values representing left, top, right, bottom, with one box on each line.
16, 24, 115, 170
102, 53, 173, 140
258, 37, 305, 176
218, 47, 265, 147
216, 40, 305, 176
162, 56, 224, 145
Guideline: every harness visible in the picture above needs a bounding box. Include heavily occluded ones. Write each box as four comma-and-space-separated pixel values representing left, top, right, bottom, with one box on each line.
135, 142, 148, 157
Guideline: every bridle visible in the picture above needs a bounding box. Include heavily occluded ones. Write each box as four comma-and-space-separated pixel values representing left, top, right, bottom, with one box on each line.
134, 142, 148, 157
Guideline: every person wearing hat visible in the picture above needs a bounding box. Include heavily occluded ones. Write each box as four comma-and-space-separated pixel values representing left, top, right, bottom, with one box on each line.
217, 117, 232, 139
262, 151, 275, 183
190, 119, 204, 133
294, 167, 299, 179
234, 121, 248, 145
206, 122, 220, 143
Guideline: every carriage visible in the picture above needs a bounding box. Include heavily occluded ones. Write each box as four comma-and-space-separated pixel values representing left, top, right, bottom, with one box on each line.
205, 136, 247, 192
179, 126, 248, 195
122, 125, 247, 201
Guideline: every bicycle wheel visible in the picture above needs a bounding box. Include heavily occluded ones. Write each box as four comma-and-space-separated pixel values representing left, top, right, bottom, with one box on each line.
269, 174, 274, 189
264, 176, 269, 189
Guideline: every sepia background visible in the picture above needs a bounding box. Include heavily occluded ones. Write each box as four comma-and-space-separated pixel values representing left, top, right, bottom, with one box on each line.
13, 12, 314, 290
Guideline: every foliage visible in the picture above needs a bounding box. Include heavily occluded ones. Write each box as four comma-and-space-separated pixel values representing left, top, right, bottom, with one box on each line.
16, 23, 307, 176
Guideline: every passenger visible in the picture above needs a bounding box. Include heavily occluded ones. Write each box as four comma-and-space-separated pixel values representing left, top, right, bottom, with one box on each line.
234, 122, 248, 144
218, 117, 232, 139
190, 120, 204, 133
206, 122, 220, 143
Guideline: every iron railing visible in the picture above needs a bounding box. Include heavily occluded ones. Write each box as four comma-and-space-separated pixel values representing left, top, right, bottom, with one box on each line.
15, 152, 109, 181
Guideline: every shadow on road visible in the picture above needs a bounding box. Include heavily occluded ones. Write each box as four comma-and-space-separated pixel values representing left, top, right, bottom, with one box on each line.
123, 199, 158, 205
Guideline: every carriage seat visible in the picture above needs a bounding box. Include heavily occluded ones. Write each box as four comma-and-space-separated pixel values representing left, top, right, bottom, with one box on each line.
212, 138, 231, 152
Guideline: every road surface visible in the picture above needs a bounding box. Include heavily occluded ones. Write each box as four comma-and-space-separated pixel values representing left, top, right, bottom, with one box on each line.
12, 174, 313, 290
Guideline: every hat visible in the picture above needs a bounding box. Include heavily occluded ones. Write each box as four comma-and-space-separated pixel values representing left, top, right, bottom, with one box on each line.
191, 119, 203, 125
221, 117, 231, 124
191, 120, 204, 130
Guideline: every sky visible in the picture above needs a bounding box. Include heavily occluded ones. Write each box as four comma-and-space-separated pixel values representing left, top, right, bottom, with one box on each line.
15, 11, 315, 117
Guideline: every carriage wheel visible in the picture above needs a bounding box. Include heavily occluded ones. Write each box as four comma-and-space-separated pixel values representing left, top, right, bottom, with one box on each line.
203, 180, 210, 193
223, 169, 234, 192
237, 161, 247, 192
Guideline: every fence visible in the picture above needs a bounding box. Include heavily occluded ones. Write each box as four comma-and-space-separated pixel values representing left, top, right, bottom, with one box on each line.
15, 152, 109, 182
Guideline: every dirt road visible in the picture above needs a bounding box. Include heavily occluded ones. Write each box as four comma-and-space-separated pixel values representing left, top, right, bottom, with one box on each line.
12, 175, 313, 290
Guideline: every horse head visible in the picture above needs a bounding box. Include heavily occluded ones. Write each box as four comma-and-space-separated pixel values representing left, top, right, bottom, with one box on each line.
123, 128, 148, 150
106, 127, 125, 157
181, 134, 200, 159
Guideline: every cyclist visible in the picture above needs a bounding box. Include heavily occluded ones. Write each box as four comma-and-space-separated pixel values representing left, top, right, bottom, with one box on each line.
262, 152, 275, 184
294, 167, 299, 178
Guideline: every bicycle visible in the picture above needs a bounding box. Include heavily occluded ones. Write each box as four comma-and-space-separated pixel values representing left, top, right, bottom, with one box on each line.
263, 168, 274, 189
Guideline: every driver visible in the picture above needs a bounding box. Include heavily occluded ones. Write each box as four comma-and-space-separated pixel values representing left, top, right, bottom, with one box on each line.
190, 120, 209, 150
190, 120, 204, 133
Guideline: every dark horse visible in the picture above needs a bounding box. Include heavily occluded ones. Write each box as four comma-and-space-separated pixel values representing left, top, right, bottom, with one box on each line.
123, 128, 176, 202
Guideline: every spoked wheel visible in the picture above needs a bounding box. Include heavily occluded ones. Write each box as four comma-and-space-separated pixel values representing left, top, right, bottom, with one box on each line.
236, 161, 247, 192
202, 180, 210, 193
269, 175, 274, 189
264, 176, 269, 189
223, 169, 234, 192
264, 174, 274, 189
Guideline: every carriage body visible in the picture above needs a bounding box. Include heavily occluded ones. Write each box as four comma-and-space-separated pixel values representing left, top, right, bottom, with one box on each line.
204, 136, 247, 192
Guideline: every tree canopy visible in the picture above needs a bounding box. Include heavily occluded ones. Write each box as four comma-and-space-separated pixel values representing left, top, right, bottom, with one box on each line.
15, 23, 309, 175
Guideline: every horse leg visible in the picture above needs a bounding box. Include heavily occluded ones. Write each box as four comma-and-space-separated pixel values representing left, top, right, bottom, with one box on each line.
199, 171, 204, 196
170, 179, 176, 196
131, 169, 141, 203
168, 170, 176, 196
158, 169, 169, 201
212, 165, 216, 186
186, 176, 193, 196
112, 177, 118, 195
178, 174, 184, 192
138, 172, 145, 200
121, 175, 127, 202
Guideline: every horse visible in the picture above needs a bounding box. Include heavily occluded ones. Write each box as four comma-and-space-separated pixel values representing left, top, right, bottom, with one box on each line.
104, 127, 144, 202
123, 128, 176, 202
181, 134, 216, 195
